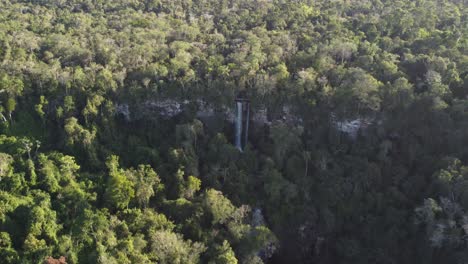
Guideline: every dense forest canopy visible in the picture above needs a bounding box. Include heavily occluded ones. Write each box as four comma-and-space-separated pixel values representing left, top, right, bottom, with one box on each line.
0, 0, 467, 263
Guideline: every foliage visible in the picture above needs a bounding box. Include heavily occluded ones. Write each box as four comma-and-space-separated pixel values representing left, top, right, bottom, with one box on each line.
0, 0, 466, 263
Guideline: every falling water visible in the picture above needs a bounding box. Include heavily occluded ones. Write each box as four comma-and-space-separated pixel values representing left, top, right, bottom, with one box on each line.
244, 102, 249, 150
235, 101, 243, 151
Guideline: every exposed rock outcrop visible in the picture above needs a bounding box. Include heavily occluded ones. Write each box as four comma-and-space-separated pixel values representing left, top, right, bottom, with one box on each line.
44, 256, 66, 264
330, 113, 374, 139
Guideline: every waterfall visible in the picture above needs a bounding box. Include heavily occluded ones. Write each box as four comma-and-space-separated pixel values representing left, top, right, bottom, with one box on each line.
235, 101, 243, 150
244, 102, 249, 150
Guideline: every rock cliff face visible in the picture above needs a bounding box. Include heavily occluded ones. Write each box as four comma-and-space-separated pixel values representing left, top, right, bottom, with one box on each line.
115, 103, 130, 121
142, 99, 186, 118
116, 99, 373, 139
330, 113, 374, 139
116, 98, 302, 126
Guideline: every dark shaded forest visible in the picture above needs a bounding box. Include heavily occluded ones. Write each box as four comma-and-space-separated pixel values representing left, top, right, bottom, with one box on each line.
0, 0, 467, 263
